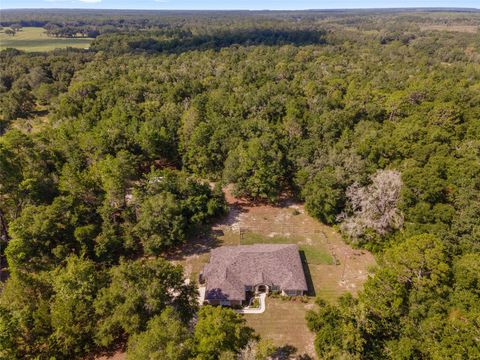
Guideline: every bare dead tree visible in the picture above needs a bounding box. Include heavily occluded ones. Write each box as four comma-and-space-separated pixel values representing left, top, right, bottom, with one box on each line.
238, 340, 259, 360
339, 170, 404, 241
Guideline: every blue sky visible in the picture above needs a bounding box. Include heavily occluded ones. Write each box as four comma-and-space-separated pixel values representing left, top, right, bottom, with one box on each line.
1, 0, 479, 10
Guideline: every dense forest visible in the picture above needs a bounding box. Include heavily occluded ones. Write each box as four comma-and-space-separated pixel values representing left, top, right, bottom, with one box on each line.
0, 9, 479, 360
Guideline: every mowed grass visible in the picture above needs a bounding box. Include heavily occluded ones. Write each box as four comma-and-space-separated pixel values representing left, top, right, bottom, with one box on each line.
244, 298, 315, 357
241, 232, 294, 245
0, 27, 93, 52
240, 232, 333, 265
300, 245, 334, 265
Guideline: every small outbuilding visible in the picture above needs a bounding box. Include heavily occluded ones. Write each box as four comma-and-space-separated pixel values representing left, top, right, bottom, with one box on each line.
203, 244, 308, 306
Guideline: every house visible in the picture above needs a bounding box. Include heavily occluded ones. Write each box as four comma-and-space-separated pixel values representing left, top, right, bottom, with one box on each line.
202, 244, 308, 306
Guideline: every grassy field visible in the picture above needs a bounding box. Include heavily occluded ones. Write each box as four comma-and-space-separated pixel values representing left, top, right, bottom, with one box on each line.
300, 245, 334, 265
240, 232, 333, 265
0, 27, 93, 52
244, 298, 316, 357
241, 232, 298, 245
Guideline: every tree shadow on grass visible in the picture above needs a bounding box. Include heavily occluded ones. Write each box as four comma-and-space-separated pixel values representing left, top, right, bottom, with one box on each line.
271, 345, 296, 359
271, 344, 314, 360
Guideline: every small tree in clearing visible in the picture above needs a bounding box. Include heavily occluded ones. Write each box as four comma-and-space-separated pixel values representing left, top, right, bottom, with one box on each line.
339, 170, 403, 242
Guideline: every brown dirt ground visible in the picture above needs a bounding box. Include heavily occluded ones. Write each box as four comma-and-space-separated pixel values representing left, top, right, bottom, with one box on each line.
94, 350, 126, 360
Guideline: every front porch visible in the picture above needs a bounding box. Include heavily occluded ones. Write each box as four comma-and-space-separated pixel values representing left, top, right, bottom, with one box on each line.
255, 284, 269, 294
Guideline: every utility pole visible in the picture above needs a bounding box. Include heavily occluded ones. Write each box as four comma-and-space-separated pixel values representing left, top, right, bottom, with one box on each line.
341, 253, 347, 282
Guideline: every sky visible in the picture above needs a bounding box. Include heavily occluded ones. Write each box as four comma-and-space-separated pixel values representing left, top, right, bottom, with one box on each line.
1, 0, 479, 10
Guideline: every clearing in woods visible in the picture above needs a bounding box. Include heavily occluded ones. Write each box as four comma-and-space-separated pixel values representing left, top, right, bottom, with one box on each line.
0, 27, 93, 51
167, 185, 376, 358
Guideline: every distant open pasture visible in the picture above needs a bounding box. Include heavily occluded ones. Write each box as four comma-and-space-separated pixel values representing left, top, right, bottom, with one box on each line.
0, 27, 93, 51
420, 24, 479, 33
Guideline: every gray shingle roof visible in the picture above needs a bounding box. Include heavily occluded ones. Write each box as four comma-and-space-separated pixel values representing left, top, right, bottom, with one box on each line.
204, 244, 308, 301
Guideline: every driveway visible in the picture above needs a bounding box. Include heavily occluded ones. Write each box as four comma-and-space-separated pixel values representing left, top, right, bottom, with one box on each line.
236, 293, 266, 314
198, 286, 206, 305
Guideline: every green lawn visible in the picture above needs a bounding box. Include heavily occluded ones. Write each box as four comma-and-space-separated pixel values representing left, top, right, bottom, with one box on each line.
241, 232, 294, 245
240, 232, 333, 265
299, 245, 334, 265
244, 298, 315, 358
0, 27, 93, 52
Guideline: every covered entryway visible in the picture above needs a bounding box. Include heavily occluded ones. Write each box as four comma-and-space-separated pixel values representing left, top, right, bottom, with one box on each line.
255, 284, 269, 294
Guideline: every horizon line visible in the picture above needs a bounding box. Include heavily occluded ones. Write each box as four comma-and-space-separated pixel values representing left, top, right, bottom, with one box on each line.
2, 7, 479, 11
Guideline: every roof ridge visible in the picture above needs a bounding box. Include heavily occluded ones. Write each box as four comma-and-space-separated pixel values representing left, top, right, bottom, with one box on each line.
204, 243, 307, 301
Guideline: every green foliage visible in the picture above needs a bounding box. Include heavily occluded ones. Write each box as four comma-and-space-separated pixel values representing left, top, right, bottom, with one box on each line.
6, 196, 91, 273
306, 298, 355, 359
381, 234, 449, 291
126, 307, 193, 360
194, 305, 256, 360
251, 339, 277, 360
307, 234, 480, 359
94, 258, 197, 347
453, 253, 480, 293
0, 257, 105, 359
0, 272, 54, 358
0, 88, 34, 121
95, 150, 138, 208
302, 168, 345, 224
136, 101, 180, 161
224, 133, 288, 202
0, 129, 56, 221
50, 255, 105, 358
135, 169, 227, 254
135, 192, 187, 252
0, 306, 20, 360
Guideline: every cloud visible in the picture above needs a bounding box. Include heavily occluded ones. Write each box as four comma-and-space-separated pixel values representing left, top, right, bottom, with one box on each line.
78, 0, 102, 3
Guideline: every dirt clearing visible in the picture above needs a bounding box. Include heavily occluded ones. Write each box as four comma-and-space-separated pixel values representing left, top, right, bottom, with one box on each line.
168, 186, 376, 358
